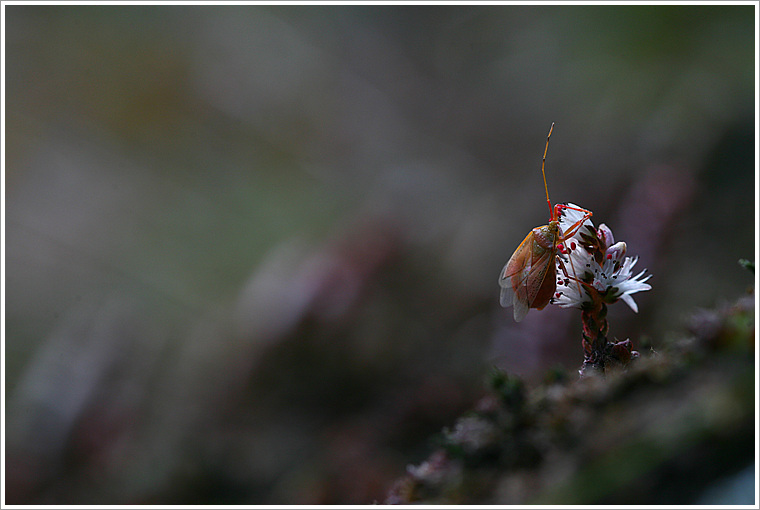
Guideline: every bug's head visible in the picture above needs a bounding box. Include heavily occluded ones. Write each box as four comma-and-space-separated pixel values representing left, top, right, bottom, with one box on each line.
547, 219, 560, 236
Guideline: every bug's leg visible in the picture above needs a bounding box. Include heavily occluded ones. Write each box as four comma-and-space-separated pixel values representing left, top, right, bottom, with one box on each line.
552, 203, 594, 297
556, 203, 593, 216
556, 241, 595, 298
556, 204, 593, 242
558, 217, 591, 243
553, 202, 592, 222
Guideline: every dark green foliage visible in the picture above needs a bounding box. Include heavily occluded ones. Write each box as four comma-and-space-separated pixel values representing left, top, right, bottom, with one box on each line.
487, 368, 525, 412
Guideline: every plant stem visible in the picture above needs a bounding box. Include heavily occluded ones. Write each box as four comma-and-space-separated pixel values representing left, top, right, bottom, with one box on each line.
580, 292, 637, 376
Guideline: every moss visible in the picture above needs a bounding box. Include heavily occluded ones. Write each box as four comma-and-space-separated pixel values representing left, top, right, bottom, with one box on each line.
385, 292, 755, 505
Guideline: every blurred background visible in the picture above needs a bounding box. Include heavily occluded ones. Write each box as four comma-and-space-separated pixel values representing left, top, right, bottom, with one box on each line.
4, 4, 756, 504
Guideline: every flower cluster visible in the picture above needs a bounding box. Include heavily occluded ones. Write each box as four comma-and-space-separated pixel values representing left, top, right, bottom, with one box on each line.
551, 204, 652, 313
549, 203, 652, 374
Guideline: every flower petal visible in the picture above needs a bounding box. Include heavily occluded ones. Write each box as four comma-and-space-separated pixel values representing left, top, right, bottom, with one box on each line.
621, 293, 639, 313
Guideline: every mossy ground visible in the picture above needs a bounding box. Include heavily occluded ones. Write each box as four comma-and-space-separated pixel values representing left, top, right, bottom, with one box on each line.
386, 292, 755, 505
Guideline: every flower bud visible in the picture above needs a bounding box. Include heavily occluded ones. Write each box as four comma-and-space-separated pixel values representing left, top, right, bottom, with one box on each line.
597, 223, 614, 251
605, 241, 627, 262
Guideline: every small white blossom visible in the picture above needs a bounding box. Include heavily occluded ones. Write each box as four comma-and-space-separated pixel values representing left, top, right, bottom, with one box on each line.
552, 204, 652, 312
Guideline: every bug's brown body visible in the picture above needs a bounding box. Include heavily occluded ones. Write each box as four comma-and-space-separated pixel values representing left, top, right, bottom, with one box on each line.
499, 221, 560, 322
498, 123, 592, 322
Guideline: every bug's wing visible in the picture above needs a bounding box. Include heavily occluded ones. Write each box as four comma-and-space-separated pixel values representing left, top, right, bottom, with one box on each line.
511, 288, 530, 322
500, 273, 530, 321
499, 232, 534, 321
499, 283, 514, 307
525, 245, 554, 307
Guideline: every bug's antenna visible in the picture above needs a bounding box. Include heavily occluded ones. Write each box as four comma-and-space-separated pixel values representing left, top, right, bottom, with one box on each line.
542, 123, 554, 219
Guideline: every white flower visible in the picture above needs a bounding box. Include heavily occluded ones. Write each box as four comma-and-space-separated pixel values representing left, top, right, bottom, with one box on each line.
552, 204, 652, 312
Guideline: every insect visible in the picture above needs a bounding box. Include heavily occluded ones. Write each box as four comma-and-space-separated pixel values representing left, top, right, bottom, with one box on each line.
499, 123, 593, 322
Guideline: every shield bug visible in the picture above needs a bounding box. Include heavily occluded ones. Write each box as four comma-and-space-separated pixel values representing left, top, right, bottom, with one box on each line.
499, 123, 592, 322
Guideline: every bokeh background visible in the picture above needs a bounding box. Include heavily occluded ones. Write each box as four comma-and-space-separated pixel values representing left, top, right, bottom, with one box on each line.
4, 4, 756, 504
